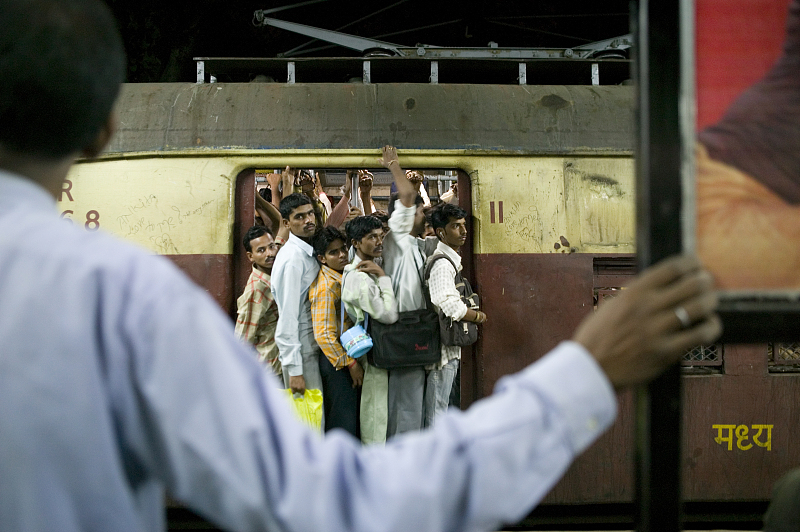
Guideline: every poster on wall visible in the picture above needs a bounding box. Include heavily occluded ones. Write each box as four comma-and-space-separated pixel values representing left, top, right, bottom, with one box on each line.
691, 0, 800, 340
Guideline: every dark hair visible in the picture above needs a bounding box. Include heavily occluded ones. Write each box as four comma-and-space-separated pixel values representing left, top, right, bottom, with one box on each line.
243, 225, 273, 252
345, 215, 383, 244
387, 192, 424, 216
430, 203, 468, 234
279, 193, 313, 219
312, 227, 346, 260
371, 210, 389, 226
0, 0, 126, 159
258, 187, 272, 203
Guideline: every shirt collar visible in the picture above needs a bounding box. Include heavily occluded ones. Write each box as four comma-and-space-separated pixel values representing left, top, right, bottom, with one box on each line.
0, 169, 57, 213
252, 264, 271, 281
320, 264, 343, 283
287, 232, 314, 257
435, 240, 462, 269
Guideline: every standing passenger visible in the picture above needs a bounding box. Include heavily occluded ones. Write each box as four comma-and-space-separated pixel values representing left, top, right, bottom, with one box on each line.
424, 203, 485, 426
309, 227, 363, 437
234, 226, 282, 377
341, 216, 399, 444
271, 193, 323, 404
377, 146, 439, 437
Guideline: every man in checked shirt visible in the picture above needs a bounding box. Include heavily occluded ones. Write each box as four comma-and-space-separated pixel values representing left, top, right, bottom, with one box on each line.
309, 227, 364, 437
235, 225, 282, 378
424, 203, 486, 427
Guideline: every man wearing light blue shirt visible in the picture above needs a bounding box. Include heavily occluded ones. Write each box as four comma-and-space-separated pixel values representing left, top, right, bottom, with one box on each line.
271, 193, 322, 397
0, 2, 723, 531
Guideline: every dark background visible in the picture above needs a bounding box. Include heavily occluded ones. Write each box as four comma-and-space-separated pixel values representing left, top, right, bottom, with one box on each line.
105, 0, 631, 82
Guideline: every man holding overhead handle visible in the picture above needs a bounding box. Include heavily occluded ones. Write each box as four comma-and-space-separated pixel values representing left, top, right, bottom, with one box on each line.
0, 2, 722, 531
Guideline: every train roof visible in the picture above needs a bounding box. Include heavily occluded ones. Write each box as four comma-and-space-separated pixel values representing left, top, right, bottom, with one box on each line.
108, 82, 633, 155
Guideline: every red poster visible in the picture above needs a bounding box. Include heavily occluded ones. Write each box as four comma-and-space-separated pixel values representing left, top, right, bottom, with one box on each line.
694, 0, 800, 291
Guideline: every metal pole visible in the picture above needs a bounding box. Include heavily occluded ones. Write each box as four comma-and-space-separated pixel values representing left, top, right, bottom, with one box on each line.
634, 0, 688, 530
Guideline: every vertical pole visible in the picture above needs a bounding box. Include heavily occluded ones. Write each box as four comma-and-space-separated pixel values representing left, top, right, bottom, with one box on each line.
591, 63, 600, 85
634, 0, 690, 530
430, 61, 439, 84
196, 61, 205, 84
518, 63, 527, 85
363, 60, 371, 84
287, 62, 296, 84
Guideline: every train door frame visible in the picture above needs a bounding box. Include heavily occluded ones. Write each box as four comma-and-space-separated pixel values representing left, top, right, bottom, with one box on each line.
231, 164, 478, 409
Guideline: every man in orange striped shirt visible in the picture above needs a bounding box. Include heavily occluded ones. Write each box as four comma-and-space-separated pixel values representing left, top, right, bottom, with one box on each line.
310, 227, 363, 437
235, 225, 281, 377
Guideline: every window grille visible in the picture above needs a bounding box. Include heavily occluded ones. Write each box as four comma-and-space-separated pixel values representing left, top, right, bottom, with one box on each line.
769, 343, 800, 372
682, 344, 722, 366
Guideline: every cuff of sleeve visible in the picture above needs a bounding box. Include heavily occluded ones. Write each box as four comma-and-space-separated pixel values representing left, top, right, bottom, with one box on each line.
284, 363, 302, 377
501, 341, 617, 455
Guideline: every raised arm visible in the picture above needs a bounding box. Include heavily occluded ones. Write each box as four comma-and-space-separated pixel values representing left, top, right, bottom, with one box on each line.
255, 191, 289, 242
358, 170, 374, 215
326, 171, 353, 229
378, 145, 416, 208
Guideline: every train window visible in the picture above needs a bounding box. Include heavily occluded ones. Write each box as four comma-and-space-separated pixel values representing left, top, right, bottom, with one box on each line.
768, 343, 800, 373
682, 344, 723, 373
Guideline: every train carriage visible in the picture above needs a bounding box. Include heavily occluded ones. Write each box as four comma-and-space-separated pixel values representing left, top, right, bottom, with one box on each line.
59, 81, 798, 525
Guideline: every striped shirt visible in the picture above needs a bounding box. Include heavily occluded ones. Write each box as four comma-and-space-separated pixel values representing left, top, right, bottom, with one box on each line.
235, 266, 281, 375
309, 265, 354, 370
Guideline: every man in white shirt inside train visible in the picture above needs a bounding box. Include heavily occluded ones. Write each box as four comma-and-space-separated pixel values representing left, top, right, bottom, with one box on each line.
0, 1, 723, 531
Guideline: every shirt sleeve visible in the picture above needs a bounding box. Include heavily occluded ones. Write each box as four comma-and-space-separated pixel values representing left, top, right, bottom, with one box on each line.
387, 199, 415, 236
427, 258, 468, 321
272, 261, 303, 377
119, 258, 617, 532
234, 280, 268, 347
310, 279, 353, 370
345, 271, 398, 325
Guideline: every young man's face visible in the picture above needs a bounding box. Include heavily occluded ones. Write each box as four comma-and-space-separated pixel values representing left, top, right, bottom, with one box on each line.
353, 228, 384, 260
283, 204, 316, 239
438, 217, 468, 250
247, 233, 279, 273
318, 238, 348, 273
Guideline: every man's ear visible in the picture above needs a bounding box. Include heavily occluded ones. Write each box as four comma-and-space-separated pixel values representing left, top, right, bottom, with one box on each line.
282, 218, 290, 228
81, 110, 118, 159
317, 254, 327, 265
246, 251, 254, 263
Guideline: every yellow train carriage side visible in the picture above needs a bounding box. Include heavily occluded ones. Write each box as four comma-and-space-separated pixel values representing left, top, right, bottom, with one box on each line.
60, 82, 797, 519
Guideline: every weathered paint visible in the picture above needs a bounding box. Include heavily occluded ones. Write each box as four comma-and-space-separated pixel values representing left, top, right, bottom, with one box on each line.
60, 158, 235, 255
64, 152, 635, 257
108, 83, 634, 154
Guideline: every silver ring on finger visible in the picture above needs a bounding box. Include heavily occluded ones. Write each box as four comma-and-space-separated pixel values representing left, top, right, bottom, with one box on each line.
674, 306, 692, 329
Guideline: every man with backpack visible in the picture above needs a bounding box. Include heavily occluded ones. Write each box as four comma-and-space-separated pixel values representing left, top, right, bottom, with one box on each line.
424, 203, 486, 426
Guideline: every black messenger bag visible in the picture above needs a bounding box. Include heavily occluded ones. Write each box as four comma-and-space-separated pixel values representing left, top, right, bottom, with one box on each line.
367, 308, 441, 369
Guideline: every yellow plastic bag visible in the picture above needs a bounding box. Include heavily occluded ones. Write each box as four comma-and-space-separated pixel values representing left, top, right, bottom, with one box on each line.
283, 389, 323, 432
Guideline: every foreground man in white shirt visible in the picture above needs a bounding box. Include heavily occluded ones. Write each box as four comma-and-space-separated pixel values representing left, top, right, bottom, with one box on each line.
0, 1, 722, 531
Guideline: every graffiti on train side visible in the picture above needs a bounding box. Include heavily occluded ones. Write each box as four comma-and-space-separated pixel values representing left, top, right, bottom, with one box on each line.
502, 201, 544, 252
60, 158, 234, 256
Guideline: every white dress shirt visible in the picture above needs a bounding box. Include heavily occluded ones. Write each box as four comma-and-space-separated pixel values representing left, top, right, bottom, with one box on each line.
382, 200, 438, 312
270, 232, 320, 377
0, 169, 617, 532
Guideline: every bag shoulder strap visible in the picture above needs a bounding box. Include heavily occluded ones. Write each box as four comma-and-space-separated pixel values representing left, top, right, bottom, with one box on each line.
423, 253, 457, 284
